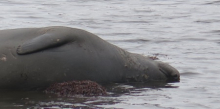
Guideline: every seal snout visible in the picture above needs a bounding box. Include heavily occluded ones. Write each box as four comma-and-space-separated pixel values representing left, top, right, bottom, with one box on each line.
157, 62, 180, 82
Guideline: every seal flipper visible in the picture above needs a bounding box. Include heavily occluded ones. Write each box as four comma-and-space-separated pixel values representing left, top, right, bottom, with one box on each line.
17, 33, 70, 55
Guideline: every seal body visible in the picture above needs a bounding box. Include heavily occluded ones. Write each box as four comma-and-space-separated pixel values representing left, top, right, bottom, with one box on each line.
0, 26, 179, 89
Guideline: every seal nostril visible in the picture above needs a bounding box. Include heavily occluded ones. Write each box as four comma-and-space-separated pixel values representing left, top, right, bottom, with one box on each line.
172, 74, 180, 81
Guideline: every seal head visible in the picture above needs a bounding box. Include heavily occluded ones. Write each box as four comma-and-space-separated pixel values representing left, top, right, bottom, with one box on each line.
157, 61, 180, 82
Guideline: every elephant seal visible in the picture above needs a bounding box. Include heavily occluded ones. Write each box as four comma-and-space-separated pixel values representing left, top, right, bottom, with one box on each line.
0, 26, 180, 90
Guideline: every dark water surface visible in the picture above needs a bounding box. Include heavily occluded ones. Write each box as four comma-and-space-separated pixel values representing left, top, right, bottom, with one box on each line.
0, 0, 220, 109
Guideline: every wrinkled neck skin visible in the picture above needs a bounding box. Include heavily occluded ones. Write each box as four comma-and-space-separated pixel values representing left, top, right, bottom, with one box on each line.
121, 51, 180, 83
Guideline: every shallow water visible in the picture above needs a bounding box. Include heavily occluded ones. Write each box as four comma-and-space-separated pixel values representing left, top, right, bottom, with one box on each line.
0, 0, 220, 108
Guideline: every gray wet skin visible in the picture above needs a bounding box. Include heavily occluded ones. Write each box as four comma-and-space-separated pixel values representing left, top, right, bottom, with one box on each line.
0, 26, 180, 89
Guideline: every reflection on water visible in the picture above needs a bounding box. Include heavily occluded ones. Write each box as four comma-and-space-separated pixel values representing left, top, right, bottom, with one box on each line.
0, 0, 220, 109
0, 82, 177, 108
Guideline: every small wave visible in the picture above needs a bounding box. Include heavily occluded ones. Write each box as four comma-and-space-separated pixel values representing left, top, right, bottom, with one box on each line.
195, 19, 220, 23
179, 38, 206, 41
180, 72, 200, 76
107, 38, 150, 43
133, 9, 154, 13
153, 40, 179, 43
119, 20, 151, 24
204, 0, 220, 5
109, 33, 133, 36
210, 30, 220, 33
41, 3, 59, 6
0, 1, 28, 5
